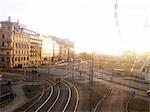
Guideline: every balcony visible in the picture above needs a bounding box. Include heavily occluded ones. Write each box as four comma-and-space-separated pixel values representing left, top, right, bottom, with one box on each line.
5, 39, 13, 42
0, 46, 13, 50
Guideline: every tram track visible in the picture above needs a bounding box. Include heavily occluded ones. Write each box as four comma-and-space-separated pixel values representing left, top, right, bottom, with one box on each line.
14, 78, 79, 112
14, 80, 53, 112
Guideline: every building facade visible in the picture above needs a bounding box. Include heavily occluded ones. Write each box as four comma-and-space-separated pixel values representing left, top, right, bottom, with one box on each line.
0, 20, 14, 68
40, 36, 74, 63
0, 17, 74, 68
13, 31, 30, 68
0, 17, 42, 68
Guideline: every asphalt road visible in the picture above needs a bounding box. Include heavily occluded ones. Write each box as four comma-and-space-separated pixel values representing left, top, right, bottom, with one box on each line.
96, 87, 129, 112
1, 62, 149, 112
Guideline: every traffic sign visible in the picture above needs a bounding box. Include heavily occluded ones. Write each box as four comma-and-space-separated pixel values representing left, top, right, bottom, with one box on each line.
130, 90, 136, 97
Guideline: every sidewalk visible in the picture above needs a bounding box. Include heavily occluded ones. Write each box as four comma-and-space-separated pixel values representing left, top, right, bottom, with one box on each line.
1, 81, 40, 112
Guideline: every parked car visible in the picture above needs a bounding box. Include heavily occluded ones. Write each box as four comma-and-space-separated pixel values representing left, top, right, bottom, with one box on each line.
146, 90, 150, 96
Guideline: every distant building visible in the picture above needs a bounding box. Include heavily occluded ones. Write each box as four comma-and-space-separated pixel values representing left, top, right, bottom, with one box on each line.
0, 17, 74, 68
30, 34, 42, 66
0, 17, 42, 68
13, 30, 31, 68
41, 36, 74, 62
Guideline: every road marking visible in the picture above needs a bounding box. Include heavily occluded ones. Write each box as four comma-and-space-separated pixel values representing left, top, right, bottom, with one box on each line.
94, 87, 112, 112
94, 94, 107, 112
126, 99, 130, 112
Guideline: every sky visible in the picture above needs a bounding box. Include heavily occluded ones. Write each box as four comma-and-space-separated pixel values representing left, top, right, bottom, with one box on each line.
0, 0, 150, 55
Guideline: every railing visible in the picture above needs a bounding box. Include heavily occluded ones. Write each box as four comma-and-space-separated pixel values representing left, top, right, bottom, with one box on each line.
0, 92, 15, 105
0, 46, 13, 50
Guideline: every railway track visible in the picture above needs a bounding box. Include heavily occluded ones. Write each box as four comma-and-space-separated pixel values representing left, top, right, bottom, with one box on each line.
14, 79, 79, 112
62, 79, 79, 112
42, 79, 79, 112
14, 80, 53, 112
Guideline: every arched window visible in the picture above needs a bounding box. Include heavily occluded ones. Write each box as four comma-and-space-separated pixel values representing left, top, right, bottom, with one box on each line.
2, 42, 4, 46
2, 34, 4, 39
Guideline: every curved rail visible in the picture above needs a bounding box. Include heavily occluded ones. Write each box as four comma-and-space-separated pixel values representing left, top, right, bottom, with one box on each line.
61, 81, 72, 112
24, 80, 52, 112
35, 80, 54, 112
63, 79, 79, 112
126, 99, 130, 112
47, 82, 61, 112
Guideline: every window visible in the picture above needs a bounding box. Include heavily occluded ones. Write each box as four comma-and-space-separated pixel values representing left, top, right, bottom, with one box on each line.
8, 26, 10, 30
2, 42, 4, 46
27, 57, 29, 60
15, 57, 17, 61
24, 57, 26, 61
7, 57, 10, 62
16, 43, 17, 48
12, 57, 14, 62
18, 57, 20, 62
2, 34, 4, 39
19, 51, 20, 54
7, 52, 9, 54
22, 51, 23, 54
16, 51, 17, 54
1, 57, 4, 62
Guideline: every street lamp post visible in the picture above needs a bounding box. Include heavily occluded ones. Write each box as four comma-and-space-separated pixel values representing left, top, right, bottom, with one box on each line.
111, 68, 114, 81
102, 68, 104, 79
23, 67, 26, 80
72, 50, 75, 80
48, 53, 50, 74
89, 52, 94, 87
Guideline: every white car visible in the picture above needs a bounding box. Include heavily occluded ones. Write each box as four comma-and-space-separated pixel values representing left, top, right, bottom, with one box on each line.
146, 90, 150, 96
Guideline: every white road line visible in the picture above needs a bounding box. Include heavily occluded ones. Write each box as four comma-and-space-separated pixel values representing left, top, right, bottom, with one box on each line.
94, 87, 112, 112
35, 80, 54, 112
63, 80, 79, 112
94, 94, 107, 112
61, 81, 72, 112
126, 97, 133, 112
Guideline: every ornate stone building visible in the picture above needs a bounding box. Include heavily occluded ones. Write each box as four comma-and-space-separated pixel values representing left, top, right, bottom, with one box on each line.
0, 17, 42, 68
0, 17, 74, 68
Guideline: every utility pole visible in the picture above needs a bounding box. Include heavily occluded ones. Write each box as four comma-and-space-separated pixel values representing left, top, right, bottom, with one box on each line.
72, 50, 75, 80
23, 67, 26, 80
48, 53, 50, 74
68, 48, 70, 62
89, 54, 91, 86
91, 52, 94, 87
89, 52, 94, 87
52, 43, 55, 62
